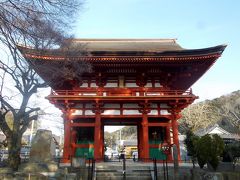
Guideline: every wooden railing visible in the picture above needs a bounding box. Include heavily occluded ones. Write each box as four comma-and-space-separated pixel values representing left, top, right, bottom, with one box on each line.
50, 88, 193, 97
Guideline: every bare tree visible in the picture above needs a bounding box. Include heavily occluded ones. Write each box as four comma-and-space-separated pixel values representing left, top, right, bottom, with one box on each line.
179, 101, 221, 132
0, 0, 82, 170
213, 91, 240, 131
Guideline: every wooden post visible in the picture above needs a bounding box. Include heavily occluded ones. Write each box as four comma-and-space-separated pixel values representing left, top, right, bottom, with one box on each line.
71, 129, 77, 158
141, 113, 149, 160
165, 125, 172, 161
62, 111, 71, 163
94, 112, 103, 160
171, 116, 180, 161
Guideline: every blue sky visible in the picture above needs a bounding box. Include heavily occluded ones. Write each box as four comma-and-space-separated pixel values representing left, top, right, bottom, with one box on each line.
73, 0, 240, 101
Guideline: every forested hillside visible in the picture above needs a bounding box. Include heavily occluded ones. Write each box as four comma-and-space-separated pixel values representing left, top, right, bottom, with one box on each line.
109, 90, 240, 139
112, 126, 137, 140
104, 126, 137, 148
179, 90, 240, 134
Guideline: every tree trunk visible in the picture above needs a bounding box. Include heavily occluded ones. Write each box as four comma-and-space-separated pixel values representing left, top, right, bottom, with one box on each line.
7, 133, 22, 171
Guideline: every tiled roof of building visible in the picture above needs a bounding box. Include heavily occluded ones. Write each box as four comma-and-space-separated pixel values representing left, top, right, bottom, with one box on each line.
68, 39, 183, 52
195, 124, 240, 140
18, 39, 227, 90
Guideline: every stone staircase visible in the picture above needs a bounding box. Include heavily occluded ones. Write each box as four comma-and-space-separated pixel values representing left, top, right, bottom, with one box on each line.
95, 163, 152, 180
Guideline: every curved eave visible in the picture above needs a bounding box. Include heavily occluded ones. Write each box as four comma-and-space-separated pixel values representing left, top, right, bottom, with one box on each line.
89, 44, 227, 56
18, 44, 227, 61
17, 44, 227, 91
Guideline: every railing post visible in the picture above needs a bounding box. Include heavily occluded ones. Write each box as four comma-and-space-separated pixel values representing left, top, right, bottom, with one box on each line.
153, 158, 158, 180
90, 159, 95, 180
163, 159, 166, 180
88, 158, 91, 180
166, 158, 169, 180
123, 157, 126, 180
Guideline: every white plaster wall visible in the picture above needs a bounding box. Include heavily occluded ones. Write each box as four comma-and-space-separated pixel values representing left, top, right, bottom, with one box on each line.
104, 104, 120, 108
160, 110, 171, 115
80, 83, 88, 87
148, 110, 158, 115
82, 93, 97, 96
146, 92, 161, 96
90, 83, 97, 87
85, 103, 93, 108
123, 110, 141, 115
102, 110, 120, 115
72, 110, 83, 115
122, 103, 139, 108
150, 103, 158, 108
105, 82, 118, 87
160, 103, 170, 108
145, 82, 152, 87
85, 110, 95, 115
155, 82, 162, 87
125, 82, 138, 87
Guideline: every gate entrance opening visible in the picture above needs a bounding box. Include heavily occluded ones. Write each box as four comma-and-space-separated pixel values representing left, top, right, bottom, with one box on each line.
104, 125, 138, 161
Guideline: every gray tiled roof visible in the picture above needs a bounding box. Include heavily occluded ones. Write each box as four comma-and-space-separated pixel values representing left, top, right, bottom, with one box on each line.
195, 124, 240, 140
69, 39, 184, 52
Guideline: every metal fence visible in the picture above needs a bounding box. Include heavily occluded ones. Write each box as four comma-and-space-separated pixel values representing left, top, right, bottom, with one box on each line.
86, 157, 169, 180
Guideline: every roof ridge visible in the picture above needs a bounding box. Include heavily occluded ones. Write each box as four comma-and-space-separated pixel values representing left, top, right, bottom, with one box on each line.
71, 38, 178, 42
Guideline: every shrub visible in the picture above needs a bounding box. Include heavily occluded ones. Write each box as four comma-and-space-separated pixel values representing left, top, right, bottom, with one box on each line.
224, 141, 240, 169
184, 130, 199, 168
195, 134, 225, 170
195, 135, 211, 168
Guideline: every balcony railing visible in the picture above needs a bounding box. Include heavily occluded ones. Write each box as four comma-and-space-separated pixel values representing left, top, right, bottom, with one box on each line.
50, 88, 193, 97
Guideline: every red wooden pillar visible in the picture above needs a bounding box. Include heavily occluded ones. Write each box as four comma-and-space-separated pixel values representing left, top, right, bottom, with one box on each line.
94, 112, 103, 160
141, 113, 149, 160
165, 125, 172, 161
138, 124, 143, 159
71, 129, 77, 157
63, 112, 71, 163
172, 117, 181, 161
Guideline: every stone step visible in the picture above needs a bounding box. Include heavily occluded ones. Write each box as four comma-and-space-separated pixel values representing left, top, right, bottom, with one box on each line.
96, 169, 152, 180
95, 163, 152, 180
97, 172, 151, 177
96, 169, 151, 172
96, 176, 152, 180
96, 166, 151, 170
96, 170, 151, 176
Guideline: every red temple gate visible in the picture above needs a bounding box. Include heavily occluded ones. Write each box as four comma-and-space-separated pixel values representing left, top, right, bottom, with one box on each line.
19, 39, 226, 163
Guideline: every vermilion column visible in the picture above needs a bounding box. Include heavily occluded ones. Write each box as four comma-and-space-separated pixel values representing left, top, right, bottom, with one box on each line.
165, 125, 172, 161
63, 112, 71, 163
71, 129, 77, 157
141, 113, 149, 160
172, 117, 181, 161
138, 124, 143, 159
94, 112, 103, 160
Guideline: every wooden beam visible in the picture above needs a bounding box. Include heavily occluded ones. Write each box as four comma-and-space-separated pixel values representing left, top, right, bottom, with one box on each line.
148, 123, 170, 127
71, 123, 95, 127
72, 143, 94, 148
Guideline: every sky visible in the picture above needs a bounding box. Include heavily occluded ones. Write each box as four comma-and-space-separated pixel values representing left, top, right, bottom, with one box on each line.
72, 0, 240, 101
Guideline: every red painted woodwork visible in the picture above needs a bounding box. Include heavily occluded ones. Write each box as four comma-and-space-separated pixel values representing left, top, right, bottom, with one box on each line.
72, 143, 94, 148
62, 112, 71, 163
18, 39, 226, 163
172, 118, 180, 161
141, 113, 149, 160
165, 126, 172, 161
94, 113, 103, 160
